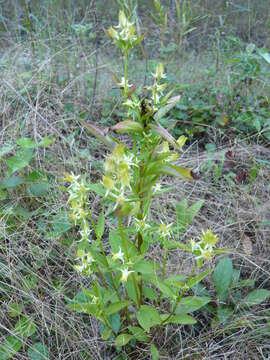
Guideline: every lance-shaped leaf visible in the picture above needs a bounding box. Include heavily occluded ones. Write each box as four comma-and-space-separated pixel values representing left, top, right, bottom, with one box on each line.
149, 123, 176, 146
154, 95, 182, 122
158, 164, 194, 180
79, 120, 115, 149
110, 120, 143, 134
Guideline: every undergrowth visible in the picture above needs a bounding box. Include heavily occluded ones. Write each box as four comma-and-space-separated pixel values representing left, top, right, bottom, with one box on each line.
0, 1, 270, 359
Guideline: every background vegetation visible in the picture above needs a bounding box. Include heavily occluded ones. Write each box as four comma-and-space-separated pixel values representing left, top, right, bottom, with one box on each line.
1, 1, 270, 359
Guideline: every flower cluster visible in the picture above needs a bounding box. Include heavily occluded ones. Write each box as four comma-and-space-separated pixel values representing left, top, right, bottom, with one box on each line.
108, 10, 141, 51
190, 229, 219, 266
74, 248, 95, 275
66, 173, 91, 243
151, 63, 167, 106
102, 144, 138, 209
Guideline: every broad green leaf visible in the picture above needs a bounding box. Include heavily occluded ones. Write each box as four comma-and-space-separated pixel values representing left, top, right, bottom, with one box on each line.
52, 212, 72, 235
161, 313, 197, 325
187, 269, 212, 288
87, 182, 106, 196
150, 344, 159, 360
8, 303, 23, 318
15, 316, 36, 338
115, 334, 133, 347
0, 189, 7, 200
154, 279, 176, 299
28, 182, 50, 197
27, 342, 49, 360
154, 95, 181, 121
133, 260, 158, 275
5, 148, 34, 173
0, 144, 14, 160
109, 230, 122, 253
142, 287, 158, 301
0, 336, 22, 360
108, 313, 121, 334
165, 274, 186, 288
38, 137, 53, 148
137, 305, 161, 332
104, 301, 131, 316
101, 328, 112, 340
242, 289, 270, 306
0, 176, 24, 189
217, 307, 233, 324
213, 258, 233, 299
125, 279, 138, 304
17, 138, 36, 148
128, 326, 148, 342
96, 211, 104, 239
176, 296, 211, 314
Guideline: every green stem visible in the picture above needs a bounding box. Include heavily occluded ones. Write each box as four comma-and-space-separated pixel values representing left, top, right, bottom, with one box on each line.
151, 264, 198, 342
118, 217, 141, 308
87, 207, 121, 301
161, 246, 168, 280
124, 47, 128, 96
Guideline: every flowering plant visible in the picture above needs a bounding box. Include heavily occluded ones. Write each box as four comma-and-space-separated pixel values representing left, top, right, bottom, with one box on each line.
67, 10, 219, 354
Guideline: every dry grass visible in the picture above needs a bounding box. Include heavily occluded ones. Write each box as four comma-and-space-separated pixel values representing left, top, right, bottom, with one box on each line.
1, 2, 270, 359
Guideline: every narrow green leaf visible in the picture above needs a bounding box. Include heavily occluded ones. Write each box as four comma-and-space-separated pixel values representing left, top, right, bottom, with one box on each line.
150, 344, 159, 360
8, 303, 23, 318
79, 119, 115, 149
187, 200, 204, 224
149, 123, 176, 146
110, 120, 143, 134
96, 211, 105, 239
161, 313, 197, 325
159, 165, 194, 180
67, 303, 97, 316
104, 301, 131, 316
187, 269, 212, 288
154, 95, 181, 121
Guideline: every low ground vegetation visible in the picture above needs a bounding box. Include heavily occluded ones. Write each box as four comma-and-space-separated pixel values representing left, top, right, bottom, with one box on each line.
1, 1, 270, 359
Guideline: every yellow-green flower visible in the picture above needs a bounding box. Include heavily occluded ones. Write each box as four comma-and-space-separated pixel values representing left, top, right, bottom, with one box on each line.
158, 221, 173, 238
120, 268, 134, 282
112, 248, 125, 263
176, 135, 188, 149
201, 229, 218, 246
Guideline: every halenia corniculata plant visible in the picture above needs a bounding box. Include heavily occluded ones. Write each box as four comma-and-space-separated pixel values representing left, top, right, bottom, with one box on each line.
66, 9, 219, 355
